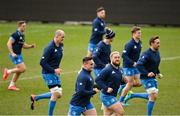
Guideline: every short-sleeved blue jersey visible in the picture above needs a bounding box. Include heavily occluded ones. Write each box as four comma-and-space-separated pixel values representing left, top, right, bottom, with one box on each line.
10, 30, 25, 55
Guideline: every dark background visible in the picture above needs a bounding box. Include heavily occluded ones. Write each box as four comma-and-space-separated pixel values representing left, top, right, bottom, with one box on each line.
0, 0, 180, 25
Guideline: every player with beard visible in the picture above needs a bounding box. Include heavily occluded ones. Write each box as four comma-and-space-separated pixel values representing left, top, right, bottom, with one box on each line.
96, 51, 124, 116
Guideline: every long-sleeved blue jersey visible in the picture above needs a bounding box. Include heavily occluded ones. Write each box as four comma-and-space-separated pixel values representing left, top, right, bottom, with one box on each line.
92, 41, 111, 69
137, 48, 161, 79
89, 17, 106, 45
122, 38, 142, 68
95, 64, 123, 97
70, 68, 96, 107
40, 40, 63, 74
10, 30, 25, 55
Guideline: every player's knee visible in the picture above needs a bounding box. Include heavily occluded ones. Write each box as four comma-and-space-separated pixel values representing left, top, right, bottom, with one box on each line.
147, 87, 158, 101
21, 67, 26, 73
19, 66, 26, 73
149, 93, 158, 101
50, 86, 62, 99
119, 109, 124, 115
133, 82, 141, 87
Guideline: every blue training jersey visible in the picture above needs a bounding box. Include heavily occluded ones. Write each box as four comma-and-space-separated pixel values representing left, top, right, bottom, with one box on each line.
137, 48, 161, 79
92, 41, 111, 69
40, 40, 63, 74
122, 38, 142, 68
89, 17, 106, 45
10, 30, 25, 55
70, 68, 96, 107
95, 64, 123, 97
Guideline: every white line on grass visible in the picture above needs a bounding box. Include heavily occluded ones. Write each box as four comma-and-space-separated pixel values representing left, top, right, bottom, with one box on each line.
0, 70, 79, 84
161, 56, 180, 61
0, 56, 180, 84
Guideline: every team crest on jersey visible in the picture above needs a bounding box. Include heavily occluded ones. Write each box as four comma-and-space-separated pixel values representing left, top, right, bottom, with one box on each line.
101, 23, 104, 26
123, 50, 126, 53
134, 45, 137, 49
94, 28, 98, 31
20, 37, 23, 40
147, 83, 151, 87
54, 49, 57, 52
112, 71, 116, 74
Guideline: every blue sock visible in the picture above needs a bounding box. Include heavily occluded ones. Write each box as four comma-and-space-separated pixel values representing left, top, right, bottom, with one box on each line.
48, 100, 56, 116
147, 101, 155, 116
120, 96, 125, 102
35, 92, 52, 101
131, 92, 149, 100
118, 84, 126, 94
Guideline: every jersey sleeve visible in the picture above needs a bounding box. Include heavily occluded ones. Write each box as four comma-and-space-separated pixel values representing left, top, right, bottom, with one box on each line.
122, 43, 134, 65
95, 68, 109, 91
10, 33, 18, 41
137, 53, 149, 77
40, 47, 55, 73
92, 20, 106, 36
92, 46, 106, 68
77, 76, 96, 96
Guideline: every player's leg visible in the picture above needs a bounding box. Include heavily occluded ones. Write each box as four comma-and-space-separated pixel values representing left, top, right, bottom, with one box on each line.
133, 69, 141, 87
100, 92, 123, 115
124, 92, 149, 104
109, 102, 124, 116
84, 108, 97, 116
68, 105, 84, 116
146, 79, 158, 116
87, 43, 96, 57
3, 54, 25, 81
8, 62, 26, 90
30, 92, 52, 110
103, 107, 113, 116
48, 74, 62, 115
118, 78, 127, 94
83, 103, 97, 116
119, 76, 133, 103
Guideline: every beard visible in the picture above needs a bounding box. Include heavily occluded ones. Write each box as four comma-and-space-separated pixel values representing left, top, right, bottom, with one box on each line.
112, 62, 120, 67
154, 47, 159, 51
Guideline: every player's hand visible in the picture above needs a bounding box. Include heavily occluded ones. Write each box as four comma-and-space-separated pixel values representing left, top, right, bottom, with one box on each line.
133, 62, 137, 67
156, 73, 163, 79
107, 87, 113, 93
11, 52, 17, 58
93, 88, 100, 93
55, 68, 62, 75
31, 44, 36, 48
148, 72, 155, 77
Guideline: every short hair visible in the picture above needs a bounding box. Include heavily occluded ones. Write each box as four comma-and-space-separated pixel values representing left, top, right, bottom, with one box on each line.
110, 51, 120, 60
131, 26, 141, 34
18, 21, 26, 27
55, 29, 63, 37
149, 36, 159, 45
82, 57, 93, 64
96, 6, 105, 13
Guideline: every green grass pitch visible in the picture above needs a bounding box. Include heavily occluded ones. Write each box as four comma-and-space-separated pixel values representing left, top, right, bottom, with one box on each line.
0, 22, 180, 115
